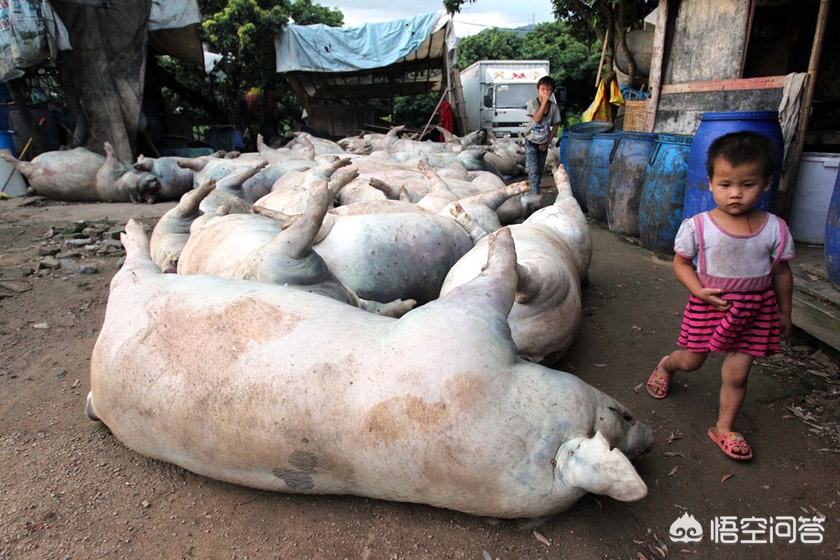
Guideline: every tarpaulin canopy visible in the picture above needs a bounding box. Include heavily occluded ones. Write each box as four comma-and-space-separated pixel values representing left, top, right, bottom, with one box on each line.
275, 10, 455, 102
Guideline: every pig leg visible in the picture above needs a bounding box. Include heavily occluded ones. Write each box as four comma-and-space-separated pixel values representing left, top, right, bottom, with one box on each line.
150, 179, 216, 272
416, 160, 458, 213
368, 178, 403, 200
215, 161, 268, 193
449, 204, 488, 244
327, 166, 359, 198
439, 227, 517, 322
358, 298, 417, 318
473, 181, 530, 211
0, 152, 35, 176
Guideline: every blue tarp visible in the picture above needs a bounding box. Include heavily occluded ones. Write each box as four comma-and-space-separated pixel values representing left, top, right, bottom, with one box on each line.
275, 11, 441, 73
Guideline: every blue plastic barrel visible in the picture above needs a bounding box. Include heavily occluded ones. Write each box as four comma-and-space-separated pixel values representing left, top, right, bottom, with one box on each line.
559, 128, 569, 170
683, 111, 784, 219
825, 169, 840, 289
581, 132, 618, 223
607, 131, 657, 236
566, 121, 614, 211
638, 134, 694, 253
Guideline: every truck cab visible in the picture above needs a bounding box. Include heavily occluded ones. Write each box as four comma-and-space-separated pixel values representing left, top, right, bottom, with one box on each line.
461, 60, 565, 140
482, 82, 567, 138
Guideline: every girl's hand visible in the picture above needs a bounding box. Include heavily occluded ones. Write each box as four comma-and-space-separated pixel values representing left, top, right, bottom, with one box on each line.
779, 312, 792, 340
695, 287, 731, 312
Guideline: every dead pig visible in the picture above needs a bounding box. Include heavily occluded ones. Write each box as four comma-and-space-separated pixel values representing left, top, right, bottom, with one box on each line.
0, 142, 160, 203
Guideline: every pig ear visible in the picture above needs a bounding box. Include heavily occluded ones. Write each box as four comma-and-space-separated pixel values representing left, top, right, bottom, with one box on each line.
556, 432, 647, 502
134, 160, 152, 172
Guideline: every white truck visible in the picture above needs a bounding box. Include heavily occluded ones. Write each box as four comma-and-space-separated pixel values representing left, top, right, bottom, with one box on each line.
459, 60, 564, 139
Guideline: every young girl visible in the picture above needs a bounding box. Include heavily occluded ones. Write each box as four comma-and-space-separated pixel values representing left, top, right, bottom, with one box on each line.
646, 131, 795, 461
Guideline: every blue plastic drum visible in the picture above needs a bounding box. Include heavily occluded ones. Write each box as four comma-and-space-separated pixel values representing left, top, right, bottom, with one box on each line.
639, 134, 694, 253
825, 169, 840, 289
581, 132, 617, 223
683, 111, 783, 219
607, 131, 657, 236
565, 121, 614, 211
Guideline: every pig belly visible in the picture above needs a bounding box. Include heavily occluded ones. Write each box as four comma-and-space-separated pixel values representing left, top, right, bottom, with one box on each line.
23, 150, 105, 201
312, 213, 473, 304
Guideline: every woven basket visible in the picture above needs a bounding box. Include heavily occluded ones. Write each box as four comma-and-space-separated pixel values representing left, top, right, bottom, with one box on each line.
623, 100, 648, 131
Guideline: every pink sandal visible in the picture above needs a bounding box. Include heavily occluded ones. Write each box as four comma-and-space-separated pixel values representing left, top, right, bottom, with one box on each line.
708, 428, 753, 460
646, 356, 671, 399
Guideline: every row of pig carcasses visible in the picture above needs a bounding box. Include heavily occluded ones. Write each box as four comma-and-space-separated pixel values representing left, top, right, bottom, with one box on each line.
559, 111, 786, 254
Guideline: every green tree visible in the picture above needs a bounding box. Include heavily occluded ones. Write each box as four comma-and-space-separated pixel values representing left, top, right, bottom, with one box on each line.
456, 21, 601, 112
456, 28, 524, 69
446, 0, 656, 89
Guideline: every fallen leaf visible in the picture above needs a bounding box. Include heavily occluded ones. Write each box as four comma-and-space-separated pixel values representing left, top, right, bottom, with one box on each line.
532, 529, 551, 546
721, 474, 735, 484
667, 466, 678, 477
809, 505, 826, 518
666, 432, 683, 444
633, 382, 644, 393
593, 363, 608, 368
663, 452, 684, 458
70, 379, 80, 389
636, 553, 649, 560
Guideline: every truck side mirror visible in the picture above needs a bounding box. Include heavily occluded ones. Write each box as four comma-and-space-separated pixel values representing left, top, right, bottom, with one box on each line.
483, 88, 493, 108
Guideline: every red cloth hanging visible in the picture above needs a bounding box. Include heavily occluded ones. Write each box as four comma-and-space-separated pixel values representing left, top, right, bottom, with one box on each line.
439, 99, 454, 133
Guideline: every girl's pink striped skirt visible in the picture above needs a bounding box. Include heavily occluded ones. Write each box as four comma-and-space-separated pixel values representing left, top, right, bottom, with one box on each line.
677, 287, 781, 356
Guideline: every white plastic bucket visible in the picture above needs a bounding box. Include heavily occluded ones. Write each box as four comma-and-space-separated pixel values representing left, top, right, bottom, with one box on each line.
789, 152, 840, 244
0, 147, 27, 197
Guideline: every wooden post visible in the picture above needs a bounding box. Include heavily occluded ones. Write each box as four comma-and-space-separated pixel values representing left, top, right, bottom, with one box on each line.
595, 27, 610, 88
643, 0, 669, 132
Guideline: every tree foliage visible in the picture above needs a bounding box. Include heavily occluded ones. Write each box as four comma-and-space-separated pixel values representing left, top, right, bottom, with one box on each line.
455, 22, 601, 112
446, 0, 656, 89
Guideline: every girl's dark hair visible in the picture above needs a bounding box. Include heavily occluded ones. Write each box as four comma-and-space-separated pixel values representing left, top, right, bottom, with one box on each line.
537, 76, 556, 90
705, 131, 777, 178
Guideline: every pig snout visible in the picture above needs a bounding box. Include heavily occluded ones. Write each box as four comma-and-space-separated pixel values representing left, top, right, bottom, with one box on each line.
624, 422, 655, 458
135, 175, 162, 204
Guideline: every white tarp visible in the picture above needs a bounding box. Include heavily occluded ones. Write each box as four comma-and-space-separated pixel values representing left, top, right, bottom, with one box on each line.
149, 0, 201, 31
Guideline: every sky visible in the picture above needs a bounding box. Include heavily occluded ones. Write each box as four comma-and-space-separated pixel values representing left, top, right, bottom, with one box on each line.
326, 1, 556, 38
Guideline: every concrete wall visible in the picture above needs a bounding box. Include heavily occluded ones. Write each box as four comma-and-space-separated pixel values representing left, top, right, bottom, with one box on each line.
653, 0, 775, 136
665, 0, 751, 84
654, 88, 784, 135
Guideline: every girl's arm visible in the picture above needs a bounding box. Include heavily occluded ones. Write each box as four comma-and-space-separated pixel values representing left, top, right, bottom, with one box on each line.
673, 253, 731, 311
772, 260, 793, 339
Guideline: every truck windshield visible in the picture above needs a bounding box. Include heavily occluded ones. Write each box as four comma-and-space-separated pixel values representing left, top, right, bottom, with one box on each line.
494, 84, 534, 109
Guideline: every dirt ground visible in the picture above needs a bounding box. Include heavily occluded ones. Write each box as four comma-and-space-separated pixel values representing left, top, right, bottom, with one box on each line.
1, 191, 839, 560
